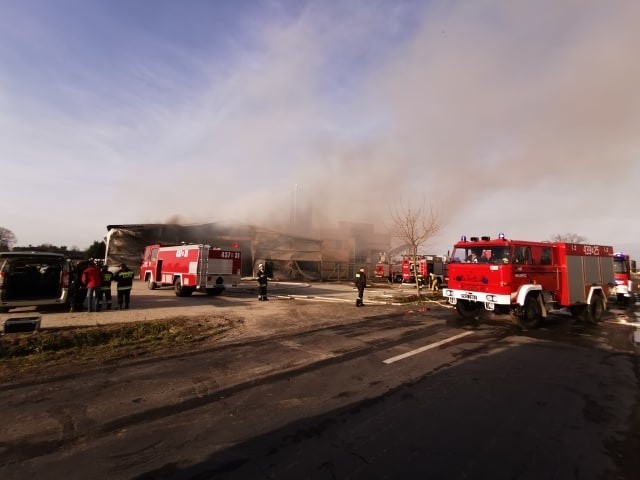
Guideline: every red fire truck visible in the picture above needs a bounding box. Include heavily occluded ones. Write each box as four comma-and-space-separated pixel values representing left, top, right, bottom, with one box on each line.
140, 243, 242, 297
374, 252, 403, 283
401, 254, 448, 289
612, 252, 635, 305
443, 234, 615, 329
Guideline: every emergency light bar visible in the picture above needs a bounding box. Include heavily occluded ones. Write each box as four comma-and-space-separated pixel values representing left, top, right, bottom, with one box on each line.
461, 234, 507, 242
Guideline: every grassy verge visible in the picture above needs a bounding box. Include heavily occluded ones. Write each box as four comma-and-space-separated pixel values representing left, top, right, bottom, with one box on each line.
371, 289, 446, 304
0, 315, 242, 379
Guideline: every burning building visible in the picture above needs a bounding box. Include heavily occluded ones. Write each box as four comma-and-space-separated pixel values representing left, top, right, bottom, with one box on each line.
104, 221, 390, 282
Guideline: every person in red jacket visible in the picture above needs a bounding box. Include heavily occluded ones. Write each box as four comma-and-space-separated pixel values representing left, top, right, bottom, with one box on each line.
81, 260, 102, 313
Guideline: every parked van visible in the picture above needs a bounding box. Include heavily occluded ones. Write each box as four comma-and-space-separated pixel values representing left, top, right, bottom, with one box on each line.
0, 252, 72, 313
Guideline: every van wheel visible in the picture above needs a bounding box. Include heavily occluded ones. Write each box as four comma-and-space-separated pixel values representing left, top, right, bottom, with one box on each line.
519, 295, 541, 330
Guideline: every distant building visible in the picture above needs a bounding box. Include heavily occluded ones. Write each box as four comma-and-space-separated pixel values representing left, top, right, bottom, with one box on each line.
104, 220, 391, 281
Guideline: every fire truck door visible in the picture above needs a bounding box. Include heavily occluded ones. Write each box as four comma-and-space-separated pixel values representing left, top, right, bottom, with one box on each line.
515, 246, 559, 293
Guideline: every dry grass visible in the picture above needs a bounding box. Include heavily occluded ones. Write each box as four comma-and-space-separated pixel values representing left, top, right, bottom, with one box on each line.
0, 315, 243, 379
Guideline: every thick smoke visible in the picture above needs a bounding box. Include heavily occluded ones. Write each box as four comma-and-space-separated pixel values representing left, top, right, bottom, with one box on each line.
124, 1, 640, 253
2, 1, 637, 257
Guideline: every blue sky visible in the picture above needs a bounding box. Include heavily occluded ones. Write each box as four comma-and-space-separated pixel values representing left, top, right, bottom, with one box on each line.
1, 0, 639, 260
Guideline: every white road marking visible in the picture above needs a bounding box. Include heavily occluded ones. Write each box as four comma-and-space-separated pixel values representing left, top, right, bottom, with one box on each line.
382, 331, 474, 364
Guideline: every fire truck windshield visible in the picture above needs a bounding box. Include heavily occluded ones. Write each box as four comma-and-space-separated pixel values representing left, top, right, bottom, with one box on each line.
613, 258, 629, 273
450, 246, 511, 265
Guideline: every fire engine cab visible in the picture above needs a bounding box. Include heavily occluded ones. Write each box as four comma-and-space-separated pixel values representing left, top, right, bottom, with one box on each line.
612, 252, 635, 305
140, 243, 241, 297
443, 234, 615, 329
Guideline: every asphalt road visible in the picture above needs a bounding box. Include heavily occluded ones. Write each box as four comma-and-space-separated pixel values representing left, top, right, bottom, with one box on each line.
0, 285, 639, 479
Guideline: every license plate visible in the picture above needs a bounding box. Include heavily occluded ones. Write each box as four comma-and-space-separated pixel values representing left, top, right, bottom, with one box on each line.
461, 293, 477, 301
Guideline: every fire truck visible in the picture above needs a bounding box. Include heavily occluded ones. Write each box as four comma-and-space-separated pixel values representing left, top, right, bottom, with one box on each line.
374, 252, 403, 283
401, 254, 448, 289
443, 234, 615, 329
140, 243, 242, 297
612, 252, 635, 305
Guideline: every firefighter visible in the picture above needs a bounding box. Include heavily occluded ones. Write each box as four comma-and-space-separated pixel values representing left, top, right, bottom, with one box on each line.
114, 263, 134, 309
81, 260, 102, 313
96, 262, 114, 311
257, 264, 269, 301
429, 272, 438, 291
355, 267, 367, 307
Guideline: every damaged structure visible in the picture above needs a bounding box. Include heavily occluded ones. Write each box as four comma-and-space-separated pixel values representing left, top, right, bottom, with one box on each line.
105, 221, 391, 282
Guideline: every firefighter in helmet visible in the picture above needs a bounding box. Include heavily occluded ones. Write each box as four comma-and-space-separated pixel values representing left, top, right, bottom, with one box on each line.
96, 261, 114, 311
114, 263, 134, 309
257, 263, 269, 301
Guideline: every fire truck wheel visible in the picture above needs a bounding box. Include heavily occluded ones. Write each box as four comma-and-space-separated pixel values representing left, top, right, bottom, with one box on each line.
174, 280, 193, 297
519, 295, 541, 330
455, 300, 482, 320
586, 295, 605, 324
147, 278, 157, 290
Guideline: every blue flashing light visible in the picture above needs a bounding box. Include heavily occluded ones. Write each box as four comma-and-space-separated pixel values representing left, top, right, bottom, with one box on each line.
461, 235, 467, 242
498, 232, 506, 240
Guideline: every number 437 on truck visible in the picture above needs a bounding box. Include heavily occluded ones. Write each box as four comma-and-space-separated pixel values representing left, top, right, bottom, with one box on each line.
140, 243, 242, 297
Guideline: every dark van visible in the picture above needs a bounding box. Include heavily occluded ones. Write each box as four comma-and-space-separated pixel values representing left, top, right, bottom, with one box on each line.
0, 252, 71, 313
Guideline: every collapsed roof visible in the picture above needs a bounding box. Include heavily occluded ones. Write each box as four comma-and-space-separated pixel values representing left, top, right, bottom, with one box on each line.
105, 222, 322, 279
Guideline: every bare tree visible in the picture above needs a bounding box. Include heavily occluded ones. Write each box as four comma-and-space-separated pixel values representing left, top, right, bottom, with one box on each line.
389, 198, 442, 299
0, 227, 17, 251
551, 233, 587, 244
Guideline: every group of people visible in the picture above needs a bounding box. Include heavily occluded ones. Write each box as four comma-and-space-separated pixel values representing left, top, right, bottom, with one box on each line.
69, 260, 134, 313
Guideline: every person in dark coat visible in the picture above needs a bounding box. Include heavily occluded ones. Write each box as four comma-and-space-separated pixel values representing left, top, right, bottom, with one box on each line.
257, 263, 269, 301
355, 267, 367, 307
69, 260, 90, 312
95, 263, 114, 311
114, 263, 134, 309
